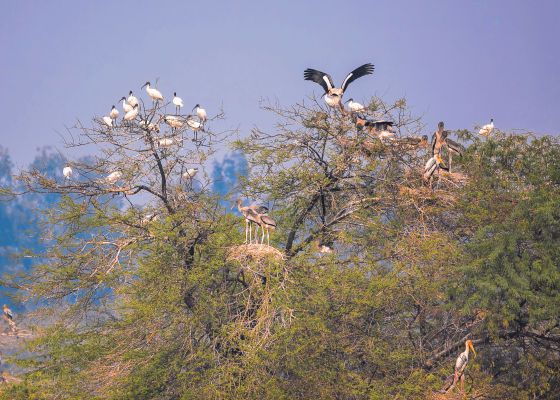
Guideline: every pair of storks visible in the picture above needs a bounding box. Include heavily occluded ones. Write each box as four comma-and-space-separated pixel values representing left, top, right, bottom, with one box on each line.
231, 199, 276, 248
424, 121, 463, 183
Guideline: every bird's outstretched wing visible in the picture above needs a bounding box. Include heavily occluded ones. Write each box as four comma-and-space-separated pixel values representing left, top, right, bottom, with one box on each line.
340, 63, 375, 93
304, 69, 335, 95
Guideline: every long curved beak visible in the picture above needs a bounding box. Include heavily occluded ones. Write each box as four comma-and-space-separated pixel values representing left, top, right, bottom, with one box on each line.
230, 204, 235, 210
469, 343, 476, 358
192, 106, 197, 111
436, 155, 447, 169
141, 83, 147, 89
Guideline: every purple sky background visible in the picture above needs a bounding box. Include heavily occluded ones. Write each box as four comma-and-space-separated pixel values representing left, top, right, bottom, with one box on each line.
0, 0, 559, 166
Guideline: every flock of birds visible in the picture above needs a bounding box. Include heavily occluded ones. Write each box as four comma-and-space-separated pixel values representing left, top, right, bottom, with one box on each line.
24, 66, 489, 384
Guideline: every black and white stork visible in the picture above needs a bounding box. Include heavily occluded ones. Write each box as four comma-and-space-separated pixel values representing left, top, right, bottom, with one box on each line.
3, 305, 13, 321
452, 340, 476, 392
304, 63, 374, 113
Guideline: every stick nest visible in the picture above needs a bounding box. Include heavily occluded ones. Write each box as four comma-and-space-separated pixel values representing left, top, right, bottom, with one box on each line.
227, 244, 286, 268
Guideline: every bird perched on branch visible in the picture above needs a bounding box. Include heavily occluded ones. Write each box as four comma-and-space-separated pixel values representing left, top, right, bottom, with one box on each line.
141, 82, 164, 105
369, 120, 396, 142
109, 105, 119, 126
304, 63, 374, 113
452, 340, 476, 392
193, 104, 207, 124
63, 166, 73, 180
3, 305, 13, 321
443, 133, 463, 173
315, 240, 333, 254
120, 97, 133, 114
254, 212, 276, 249
105, 171, 122, 184
164, 115, 184, 128
173, 93, 183, 115
128, 91, 139, 108
157, 138, 174, 148
187, 116, 203, 140
139, 118, 160, 133
424, 154, 448, 187
231, 199, 261, 244
102, 116, 113, 129
123, 104, 139, 123
183, 168, 199, 181
478, 119, 494, 136
344, 98, 365, 112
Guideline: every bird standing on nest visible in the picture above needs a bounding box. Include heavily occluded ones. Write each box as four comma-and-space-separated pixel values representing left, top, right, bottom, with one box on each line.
304, 63, 374, 115
254, 212, 276, 249
231, 199, 261, 244
452, 340, 477, 392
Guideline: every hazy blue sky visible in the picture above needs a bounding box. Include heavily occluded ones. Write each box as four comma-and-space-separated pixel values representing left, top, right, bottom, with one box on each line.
0, 0, 559, 166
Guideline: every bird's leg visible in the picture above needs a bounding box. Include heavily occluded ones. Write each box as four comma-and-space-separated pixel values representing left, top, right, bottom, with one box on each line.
449, 154, 452, 174
437, 167, 441, 189
267, 228, 270, 248
249, 223, 252, 245
460, 373, 465, 392
244, 220, 248, 244
254, 225, 259, 244
260, 226, 265, 249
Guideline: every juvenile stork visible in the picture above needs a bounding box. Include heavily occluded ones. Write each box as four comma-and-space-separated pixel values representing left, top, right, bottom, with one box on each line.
255, 212, 276, 249
231, 199, 261, 244
304, 63, 374, 114
369, 120, 396, 142
128, 91, 139, 108
109, 105, 119, 126
478, 119, 494, 136
394, 135, 429, 155
141, 82, 164, 106
173, 93, 183, 115
63, 166, 73, 180
443, 133, 464, 173
249, 204, 269, 241
452, 340, 477, 392
120, 97, 133, 114
3, 305, 13, 321
344, 98, 365, 112
431, 121, 446, 156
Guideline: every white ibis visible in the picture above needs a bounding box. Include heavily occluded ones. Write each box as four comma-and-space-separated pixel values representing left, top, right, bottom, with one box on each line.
141, 82, 164, 106
231, 199, 261, 244
452, 340, 476, 392
139, 118, 160, 133
186, 116, 203, 140
123, 104, 139, 123
183, 168, 199, 181
157, 138, 174, 148
120, 97, 133, 113
128, 91, 139, 108
478, 119, 494, 136
105, 171, 122, 184
109, 105, 119, 126
63, 166, 73, 180
3, 305, 13, 321
304, 63, 374, 113
344, 98, 365, 112
193, 104, 207, 123
173, 93, 184, 115
164, 115, 184, 128
102, 116, 113, 129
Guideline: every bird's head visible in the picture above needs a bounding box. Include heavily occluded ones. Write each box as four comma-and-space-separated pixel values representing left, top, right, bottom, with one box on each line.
231, 199, 242, 209
467, 340, 476, 358
490, 119, 493, 122
344, 98, 353, 104
129, 91, 133, 96
111, 105, 115, 109
436, 154, 447, 169
119, 97, 126, 102
438, 121, 444, 133
133, 104, 139, 109
141, 82, 150, 89
3, 305, 6, 309
192, 104, 200, 111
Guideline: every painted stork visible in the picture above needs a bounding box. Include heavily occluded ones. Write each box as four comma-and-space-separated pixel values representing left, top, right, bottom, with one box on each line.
304, 63, 374, 113
120, 97, 133, 113
123, 104, 139, 123
231, 199, 261, 244
193, 104, 207, 123
424, 154, 448, 187
478, 119, 494, 136
344, 98, 365, 112
431, 121, 446, 156
452, 340, 477, 392
141, 82, 164, 106
443, 133, 464, 173
369, 120, 396, 142
173, 93, 183, 114
249, 204, 269, 241
3, 305, 13, 321
109, 105, 119, 126
102, 116, 113, 129
128, 91, 139, 108
254, 212, 276, 248
63, 166, 73, 180
183, 168, 199, 181
105, 171, 122, 184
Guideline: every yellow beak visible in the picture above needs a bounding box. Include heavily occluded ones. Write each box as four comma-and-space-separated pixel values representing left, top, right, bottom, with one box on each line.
436, 155, 447, 169
469, 343, 476, 358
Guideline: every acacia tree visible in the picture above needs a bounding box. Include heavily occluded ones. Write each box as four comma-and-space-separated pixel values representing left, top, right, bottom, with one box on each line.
1, 87, 559, 399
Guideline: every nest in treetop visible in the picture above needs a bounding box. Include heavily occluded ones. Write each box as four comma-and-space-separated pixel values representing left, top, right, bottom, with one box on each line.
227, 244, 286, 269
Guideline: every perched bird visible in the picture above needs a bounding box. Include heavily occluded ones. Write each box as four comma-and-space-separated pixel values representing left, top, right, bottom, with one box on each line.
193, 104, 207, 123
186, 116, 203, 140
452, 340, 476, 392
3, 316, 16, 330
231, 199, 261, 244
157, 138, 174, 148
368, 120, 396, 142
304, 63, 374, 112
109, 105, 119, 126
344, 98, 365, 112
164, 115, 184, 128
395, 135, 429, 148
431, 121, 446, 156
141, 82, 164, 104
173, 93, 184, 114
123, 104, 139, 122
315, 240, 333, 254
424, 154, 448, 187
254, 212, 276, 248
128, 91, 139, 108
183, 168, 199, 180
3, 305, 13, 321
120, 97, 133, 113
249, 204, 269, 240
63, 166, 73, 180
443, 134, 464, 173
102, 116, 113, 129
105, 171, 122, 184
141, 214, 159, 224
478, 119, 494, 136
139, 118, 160, 133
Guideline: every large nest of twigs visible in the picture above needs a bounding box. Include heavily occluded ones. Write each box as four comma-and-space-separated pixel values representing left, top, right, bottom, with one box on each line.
227, 243, 286, 266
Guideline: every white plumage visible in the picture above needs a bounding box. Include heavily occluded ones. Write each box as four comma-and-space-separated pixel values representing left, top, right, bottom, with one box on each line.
187, 116, 202, 132
183, 168, 199, 180
453, 340, 476, 392
109, 105, 119, 120
173, 93, 184, 113
139, 118, 159, 133
324, 94, 340, 108
478, 119, 494, 136
120, 97, 133, 113
164, 115, 184, 128
63, 166, 73, 180
158, 138, 174, 147
105, 171, 122, 184
193, 104, 207, 122
123, 104, 139, 121
102, 116, 113, 128
128, 91, 139, 108
142, 82, 164, 102
345, 98, 365, 112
